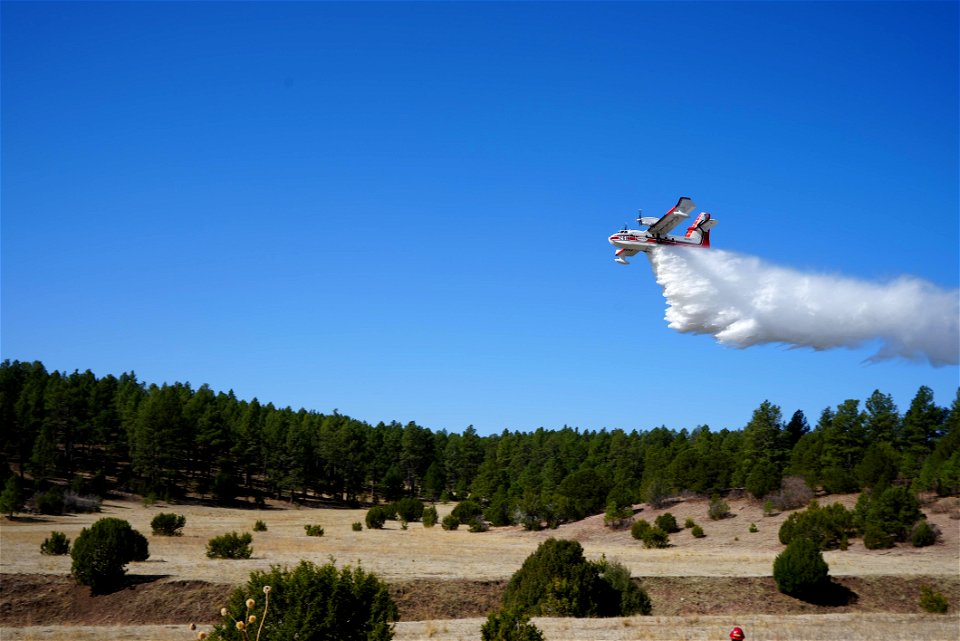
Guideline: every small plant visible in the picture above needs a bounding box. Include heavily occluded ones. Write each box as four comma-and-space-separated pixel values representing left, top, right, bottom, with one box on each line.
365, 506, 387, 530
603, 501, 633, 529
207, 532, 253, 559
422, 505, 438, 528
691, 524, 705, 538
708, 497, 731, 520
151, 512, 186, 536
749, 523, 758, 533
41, 530, 71, 555
351, 521, 362, 531
481, 606, 545, 641
304, 524, 324, 537
910, 520, 940, 547
468, 516, 489, 532
441, 514, 460, 530
919, 585, 949, 613
762, 499, 779, 517
253, 520, 267, 532
684, 517, 696, 529
655, 512, 680, 533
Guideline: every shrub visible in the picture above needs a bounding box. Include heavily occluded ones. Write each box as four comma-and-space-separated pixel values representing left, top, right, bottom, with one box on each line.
304, 524, 324, 537
206, 532, 253, 559
422, 505, 438, 528
911, 520, 940, 547
40, 530, 70, 555
393, 497, 425, 522
352, 521, 363, 532
451, 500, 483, 522
691, 524, 705, 538
35, 487, 64, 515
778, 500, 854, 550
71, 517, 149, 592
762, 499, 779, 517
684, 517, 696, 529
212, 560, 398, 640
749, 523, 759, 533
863, 522, 894, 549
441, 514, 460, 530
150, 512, 186, 536
772, 537, 829, 599
654, 512, 680, 533
0, 476, 24, 518
468, 516, 490, 533
253, 519, 268, 532
855, 485, 924, 545
919, 585, 949, 613
365, 506, 388, 530
630, 519, 651, 541
500, 538, 649, 617
641, 527, 670, 549
603, 501, 633, 530
481, 606, 545, 641
708, 497, 731, 520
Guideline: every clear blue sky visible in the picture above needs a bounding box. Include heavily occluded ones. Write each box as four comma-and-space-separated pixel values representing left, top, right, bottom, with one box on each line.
3, 1, 957, 436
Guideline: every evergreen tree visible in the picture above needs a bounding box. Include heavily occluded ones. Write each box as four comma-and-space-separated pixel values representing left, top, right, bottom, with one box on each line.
0, 475, 24, 518
899, 386, 946, 481
739, 401, 785, 498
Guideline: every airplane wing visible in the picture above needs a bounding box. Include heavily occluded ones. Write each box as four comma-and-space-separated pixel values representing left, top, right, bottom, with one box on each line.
646, 197, 696, 237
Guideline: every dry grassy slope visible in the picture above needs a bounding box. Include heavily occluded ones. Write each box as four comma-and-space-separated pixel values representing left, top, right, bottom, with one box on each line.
1, 494, 957, 583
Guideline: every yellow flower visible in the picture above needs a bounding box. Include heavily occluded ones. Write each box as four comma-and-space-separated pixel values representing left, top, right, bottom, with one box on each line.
246, 598, 256, 609
248, 614, 257, 624
235, 621, 245, 631
197, 633, 208, 640
220, 608, 228, 617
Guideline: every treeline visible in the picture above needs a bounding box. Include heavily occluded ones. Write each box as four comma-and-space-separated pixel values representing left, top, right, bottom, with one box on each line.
1, 360, 957, 523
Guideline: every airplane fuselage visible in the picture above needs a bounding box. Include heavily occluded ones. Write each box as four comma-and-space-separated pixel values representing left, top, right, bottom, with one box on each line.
607, 230, 707, 254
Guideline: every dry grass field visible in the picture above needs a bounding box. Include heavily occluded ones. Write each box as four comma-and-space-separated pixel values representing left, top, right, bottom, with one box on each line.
2, 494, 958, 640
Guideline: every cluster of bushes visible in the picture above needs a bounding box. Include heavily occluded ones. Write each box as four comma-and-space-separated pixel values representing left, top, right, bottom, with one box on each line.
150, 512, 186, 536
630, 519, 669, 548
778, 500, 854, 550
207, 532, 253, 559
496, 538, 651, 619
304, 524, 324, 537
365, 498, 429, 529
854, 485, 931, 549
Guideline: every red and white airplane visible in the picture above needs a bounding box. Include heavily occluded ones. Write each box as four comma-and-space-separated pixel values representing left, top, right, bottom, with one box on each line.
608, 196, 718, 264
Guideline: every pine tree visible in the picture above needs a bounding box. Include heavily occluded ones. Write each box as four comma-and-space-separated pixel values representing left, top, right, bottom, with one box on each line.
0, 476, 24, 518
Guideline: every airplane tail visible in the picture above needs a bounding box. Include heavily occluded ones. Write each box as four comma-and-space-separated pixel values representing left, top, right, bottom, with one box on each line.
685, 212, 717, 247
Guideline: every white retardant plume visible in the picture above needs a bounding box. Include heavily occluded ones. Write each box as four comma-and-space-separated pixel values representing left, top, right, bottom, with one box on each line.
648, 247, 960, 366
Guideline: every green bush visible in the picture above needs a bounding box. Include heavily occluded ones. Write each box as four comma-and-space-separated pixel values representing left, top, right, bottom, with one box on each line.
855, 486, 924, 546
683, 517, 696, 529
304, 524, 324, 537
919, 586, 949, 613
708, 497, 730, 520
468, 516, 489, 532
71, 517, 149, 592
481, 606, 545, 641
749, 523, 759, 533
630, 518, 651, 540
422, 505, 438, 528
211, 560, 398, 641
150, 512, 186, 536
206, 532, 253, 559
911, 521, 939, 547
40, 530, 70, 555
773, 538, 830, 599
35, 487, 64, 515
691, 524, 705, 538
778, 500, 854, 550
654, 512, 679, 533
366, 506, 388, 530
603, 501, 633, 529
451, 500, 483, 522
641, 527, 670, 549
441, 514, 460, 530
500, 538, 650, 618
0, 476, 24, 517
863, 522, 894, 549
253, 519, 268, 532
393, 497, 425, 522
352, 521, 363, 532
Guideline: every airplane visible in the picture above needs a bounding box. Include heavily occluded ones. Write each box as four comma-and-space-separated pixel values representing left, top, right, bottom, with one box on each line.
608, 196, 718, 264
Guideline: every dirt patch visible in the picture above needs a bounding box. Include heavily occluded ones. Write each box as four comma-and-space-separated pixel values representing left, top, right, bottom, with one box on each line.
3, 573, 958, 626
